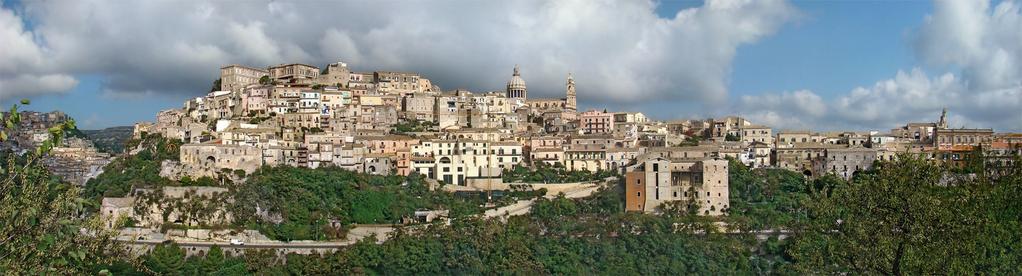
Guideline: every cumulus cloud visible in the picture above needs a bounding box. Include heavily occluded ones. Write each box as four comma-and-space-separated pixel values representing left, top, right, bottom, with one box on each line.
737, 90, 825, 130
0, 74, 78, 98
0, 3, 76, 99
742, 0, 1022, 132
916, 0, 1022, 90
741, 68, 1021, 131
8, 0, 795, 103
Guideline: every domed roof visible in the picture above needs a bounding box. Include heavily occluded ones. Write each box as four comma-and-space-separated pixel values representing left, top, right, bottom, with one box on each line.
506, 65, 526, 90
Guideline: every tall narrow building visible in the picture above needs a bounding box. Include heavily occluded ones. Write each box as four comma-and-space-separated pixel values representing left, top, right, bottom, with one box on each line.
938, 107, 948, 129
565, 73, 577, 112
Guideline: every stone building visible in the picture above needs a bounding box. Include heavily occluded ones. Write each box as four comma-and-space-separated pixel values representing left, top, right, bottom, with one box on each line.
815, 147, 877, 180
526, 73, 578, 120
774, 143, 844, 175
402, 94, 437, 121
739, 125, 773, 145
934, 128, 994, 149
178, 143, 263, 176
625, 157, 729, 215
316, 61, 351, 87
281, 112, 322, 130
269, 63, 320, 84
375, 71, 422, 95
220, 64, 268, 92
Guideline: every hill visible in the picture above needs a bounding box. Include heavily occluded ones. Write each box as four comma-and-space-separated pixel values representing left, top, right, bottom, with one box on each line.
83, 126, 134, 153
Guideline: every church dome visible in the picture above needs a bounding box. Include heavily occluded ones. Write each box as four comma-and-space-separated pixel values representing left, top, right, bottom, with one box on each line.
506, 65, 527, 98
506, 65, 526, 90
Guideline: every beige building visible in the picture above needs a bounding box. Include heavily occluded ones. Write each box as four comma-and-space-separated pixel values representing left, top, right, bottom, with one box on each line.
375, 71, 422, 95
410, 140, 522, 186
220, 65, 268, 92
815, 147, 877, 180
269, 63, 320, 84
316, 61, 351, 87
179, 143, 263, 175
740, 125, 773, 145
625, 157, 729, 215
934, 128, 994, 149
403, 94, 437, 121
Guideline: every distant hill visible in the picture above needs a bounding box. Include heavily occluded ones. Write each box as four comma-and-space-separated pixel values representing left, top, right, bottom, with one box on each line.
83, 126, 134, 153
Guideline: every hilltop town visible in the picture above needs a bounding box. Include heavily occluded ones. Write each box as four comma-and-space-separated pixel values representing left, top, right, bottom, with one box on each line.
3, 59, 1022, 274
121, 60, 1021, 214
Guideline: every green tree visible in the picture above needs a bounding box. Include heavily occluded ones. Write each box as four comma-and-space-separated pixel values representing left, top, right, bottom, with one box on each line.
788, 156, 1019, 274
1, 101, 122, 274
144, 243, 186, 275
210, 78, 221, 92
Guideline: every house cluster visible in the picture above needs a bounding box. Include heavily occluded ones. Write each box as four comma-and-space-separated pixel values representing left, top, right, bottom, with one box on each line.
132, 60, 1022, 215
0, 111, 111, 185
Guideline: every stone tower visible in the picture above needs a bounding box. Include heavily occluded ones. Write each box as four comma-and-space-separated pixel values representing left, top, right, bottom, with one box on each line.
565, 73, 577, 112
938, 107, 948, 129
506, 65, 527, 99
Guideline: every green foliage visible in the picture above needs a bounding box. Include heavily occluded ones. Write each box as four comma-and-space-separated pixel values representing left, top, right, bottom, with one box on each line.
677, 135, 703, 147
1, 101, 122, 274
82, 126, 134, 153
210, 78, 221, 92
726, 158, 810, 231
182, 185, 777, 274
392, 119, 435, 133
258, 75, 271, 85
788, 155, 1022, 274
230, 166, 485, 241
725, 133, 740, 141
503, 162, 618, 183
145, 243, 187, 274
84, 134, 181, 206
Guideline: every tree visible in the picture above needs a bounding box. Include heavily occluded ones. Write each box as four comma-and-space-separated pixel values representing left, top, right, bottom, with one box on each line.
259, 75, 271, 85
201, 245, 225, 273
788, 156, 1020, 274
145, 243, 186, 274
210, 78, 222, 92
1, 101, 122, 274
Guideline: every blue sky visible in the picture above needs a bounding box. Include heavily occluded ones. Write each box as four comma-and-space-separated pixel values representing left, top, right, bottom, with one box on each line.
1, 0, 1019, 131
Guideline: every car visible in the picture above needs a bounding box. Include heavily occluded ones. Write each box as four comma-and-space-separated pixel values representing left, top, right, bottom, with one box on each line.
230, 239, 245, 245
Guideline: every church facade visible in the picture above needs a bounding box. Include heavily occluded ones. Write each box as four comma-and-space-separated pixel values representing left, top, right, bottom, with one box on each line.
504, 65, 578, 121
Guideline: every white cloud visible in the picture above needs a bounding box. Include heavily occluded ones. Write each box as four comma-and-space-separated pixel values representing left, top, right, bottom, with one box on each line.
742, 0, 1022, 132
0, 74, 78, 99
916, 0, 1022, 90
9, 0, 795, 103
0, 3, 78, 98
741, 68, 1021, 131
737, 89, 825, 130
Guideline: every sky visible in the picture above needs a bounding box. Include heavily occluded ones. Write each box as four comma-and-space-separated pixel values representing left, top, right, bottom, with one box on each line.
0, 0, 1020, 131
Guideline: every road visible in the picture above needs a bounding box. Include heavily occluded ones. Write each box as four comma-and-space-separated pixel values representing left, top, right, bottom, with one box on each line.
484, 181, 604, 219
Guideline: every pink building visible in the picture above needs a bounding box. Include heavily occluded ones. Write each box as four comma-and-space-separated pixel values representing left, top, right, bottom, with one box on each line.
580, 109, 614, 134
